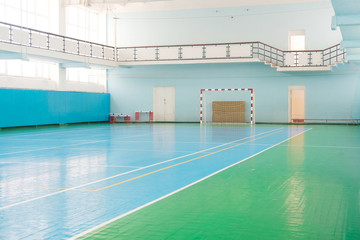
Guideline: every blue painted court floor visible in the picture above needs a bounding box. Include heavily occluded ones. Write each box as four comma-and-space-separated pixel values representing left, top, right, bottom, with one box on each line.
0, 123, 308, 239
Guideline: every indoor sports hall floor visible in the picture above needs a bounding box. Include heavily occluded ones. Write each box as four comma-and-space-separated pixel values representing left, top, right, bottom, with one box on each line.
0, 123, 359, 239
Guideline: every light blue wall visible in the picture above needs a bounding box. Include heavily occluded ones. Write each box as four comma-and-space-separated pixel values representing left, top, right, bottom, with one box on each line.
108, 63, 360, 123
111, 2, 342, 50
0, 89, 110, 128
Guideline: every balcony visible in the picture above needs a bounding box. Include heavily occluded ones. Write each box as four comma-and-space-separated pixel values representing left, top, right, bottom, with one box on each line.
0, 21, 345, 71
117, 42, 345, 71
0, 21, 117, 67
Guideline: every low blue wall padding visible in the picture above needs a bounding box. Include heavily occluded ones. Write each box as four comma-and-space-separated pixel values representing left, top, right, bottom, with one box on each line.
0, 89, 110, 128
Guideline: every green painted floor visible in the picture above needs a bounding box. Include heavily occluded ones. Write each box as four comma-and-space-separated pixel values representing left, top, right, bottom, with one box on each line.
81, 125, 360, 240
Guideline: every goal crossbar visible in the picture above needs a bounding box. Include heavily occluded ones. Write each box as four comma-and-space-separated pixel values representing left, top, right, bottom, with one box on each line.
200, 88, 255, 124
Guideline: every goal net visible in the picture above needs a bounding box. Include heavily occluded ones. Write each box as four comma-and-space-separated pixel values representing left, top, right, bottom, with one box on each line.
200, 88, 255, 124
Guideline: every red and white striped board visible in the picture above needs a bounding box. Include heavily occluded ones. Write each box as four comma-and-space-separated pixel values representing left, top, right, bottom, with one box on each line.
200, 88, 255, 124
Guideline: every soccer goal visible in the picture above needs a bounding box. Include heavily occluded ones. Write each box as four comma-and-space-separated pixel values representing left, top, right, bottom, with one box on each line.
200, 88, 255, 124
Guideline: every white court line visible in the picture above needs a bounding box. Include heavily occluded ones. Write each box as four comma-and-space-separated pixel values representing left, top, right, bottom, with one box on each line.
97, 140, 248, 144
64, 147, 194, 153
0, 127, 195, 156
0, 123, 173, 140
0, 162, 141, 169
0, 133, 161, 157
0, 140, 108, 156
0, 125, 112, 139
0, 127, 283, 211
279, 144, 360, 149
241, 143, 360, 149
70, 128, 312, 240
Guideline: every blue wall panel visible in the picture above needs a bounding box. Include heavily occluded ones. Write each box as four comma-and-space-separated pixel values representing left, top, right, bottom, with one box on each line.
0, 89, 110, 128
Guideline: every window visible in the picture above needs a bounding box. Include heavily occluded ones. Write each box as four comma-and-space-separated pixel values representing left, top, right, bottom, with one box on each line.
65, 5, 106, 44
65, 5, 107, 88
0, 1, 107, 91
0, 60, 6, 74
0, 0, 59, 32
289, 30, 305, 51
1, 59, 58, 80
66, 68, 106, 87
0, 0, 59, 82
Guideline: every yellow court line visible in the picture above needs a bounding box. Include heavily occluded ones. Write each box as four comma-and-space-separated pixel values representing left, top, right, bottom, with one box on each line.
88, 130, 283, 192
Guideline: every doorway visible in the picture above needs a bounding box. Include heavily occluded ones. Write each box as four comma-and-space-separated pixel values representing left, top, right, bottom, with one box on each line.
153, 86, 175, 122
289, 86, 305, 123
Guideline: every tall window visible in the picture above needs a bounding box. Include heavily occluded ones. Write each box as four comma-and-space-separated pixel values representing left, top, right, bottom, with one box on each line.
289, 30, 305, 51
0, 0, 59, 82
0, 60, 6, 74
66, 68, 106, 87
0, 0, 59, 32
65, 5, 106, 44
65, 6, 107, 87
0, 59, 58, 80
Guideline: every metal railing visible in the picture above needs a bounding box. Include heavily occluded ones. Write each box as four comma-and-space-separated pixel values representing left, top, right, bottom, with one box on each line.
283, 44, 345, 67
0, 21, 115, 61
117, 42, 255, 62
0, 21, 346, 68
252, 42, 284, 66
116, 42, 345, 68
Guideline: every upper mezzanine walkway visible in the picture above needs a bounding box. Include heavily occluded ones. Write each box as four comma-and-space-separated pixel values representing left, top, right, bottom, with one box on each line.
0, 21, 346, 71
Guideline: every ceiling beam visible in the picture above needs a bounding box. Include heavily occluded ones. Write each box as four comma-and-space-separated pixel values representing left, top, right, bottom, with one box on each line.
345, 54, 360, 61
60, 62, 90, 68
332, 14, 360, 30
341, 40, 360, 48
0, 51, 29, 60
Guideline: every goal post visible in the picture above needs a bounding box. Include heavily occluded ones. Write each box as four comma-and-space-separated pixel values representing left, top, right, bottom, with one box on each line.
200, 88, 255, 124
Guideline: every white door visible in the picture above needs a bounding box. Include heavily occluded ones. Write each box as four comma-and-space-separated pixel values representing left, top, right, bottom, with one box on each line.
153, 86, 175, 122
289, 86, 305, 123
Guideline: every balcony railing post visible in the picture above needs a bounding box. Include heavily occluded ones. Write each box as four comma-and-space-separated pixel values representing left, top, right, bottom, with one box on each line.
47, 33, 50, 49
202, 46, 206, 59
134, 48, 137, 61
250, 43, 254, 58
77, 40, 80, 55
62, 36, 65, 53
226, 44, 230, 58
308, 52, 312, 66
29, 30, 32, 47
9, 25, 12, 43
336, 46, 338, 63
102, 46, 104, 59
90, 43, 93, 57
155, 47, 159, 60
179, 47, 182, 59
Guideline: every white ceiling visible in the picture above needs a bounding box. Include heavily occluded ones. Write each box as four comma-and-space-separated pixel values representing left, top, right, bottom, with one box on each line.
63, 0, 330, 13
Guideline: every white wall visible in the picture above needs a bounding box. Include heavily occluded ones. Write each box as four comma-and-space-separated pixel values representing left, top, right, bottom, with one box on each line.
108, 63, 360, 123
112, 1, 342, 50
